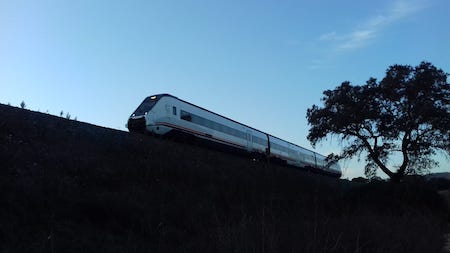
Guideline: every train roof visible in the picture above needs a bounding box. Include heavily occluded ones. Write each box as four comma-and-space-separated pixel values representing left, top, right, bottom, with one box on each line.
146, 94, 328, 158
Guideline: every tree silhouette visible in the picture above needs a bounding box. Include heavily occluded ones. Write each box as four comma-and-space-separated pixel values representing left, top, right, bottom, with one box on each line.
307, 62, 450, 182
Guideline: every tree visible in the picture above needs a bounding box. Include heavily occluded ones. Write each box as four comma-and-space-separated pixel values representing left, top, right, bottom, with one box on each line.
20, 101, 26, 109
307, 62, 450, 182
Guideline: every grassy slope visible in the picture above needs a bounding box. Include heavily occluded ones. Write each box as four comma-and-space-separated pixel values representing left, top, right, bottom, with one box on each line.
0, 104, 448, 253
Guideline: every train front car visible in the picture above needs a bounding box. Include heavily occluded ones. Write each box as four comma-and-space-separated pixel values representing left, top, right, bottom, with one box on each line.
127, 95, 160, 133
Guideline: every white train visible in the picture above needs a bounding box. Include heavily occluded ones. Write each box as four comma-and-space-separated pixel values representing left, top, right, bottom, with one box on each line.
127, 94, 341, 177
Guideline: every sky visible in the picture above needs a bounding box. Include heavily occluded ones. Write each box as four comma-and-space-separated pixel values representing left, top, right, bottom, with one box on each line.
1, 0, 449, 179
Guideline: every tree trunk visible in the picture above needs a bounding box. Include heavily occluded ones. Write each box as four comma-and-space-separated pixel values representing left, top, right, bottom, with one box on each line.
390, 171, 405, 183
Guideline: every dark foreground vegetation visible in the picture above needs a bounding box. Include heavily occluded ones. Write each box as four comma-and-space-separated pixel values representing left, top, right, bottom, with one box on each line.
0, 104, 448, 253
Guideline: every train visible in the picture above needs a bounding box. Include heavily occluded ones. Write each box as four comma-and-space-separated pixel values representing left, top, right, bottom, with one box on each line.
127, 94, 341, 177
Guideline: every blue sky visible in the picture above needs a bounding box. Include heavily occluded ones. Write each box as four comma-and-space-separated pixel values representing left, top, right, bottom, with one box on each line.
1, 0, 449, 178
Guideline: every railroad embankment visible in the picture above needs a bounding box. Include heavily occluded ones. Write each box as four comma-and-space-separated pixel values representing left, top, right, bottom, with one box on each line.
0, 104, 448, 253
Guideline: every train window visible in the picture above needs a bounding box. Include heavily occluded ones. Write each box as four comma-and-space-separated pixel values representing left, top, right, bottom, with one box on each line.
181, 110, 192, 121
173, 106, 177, 116
179, 110, 250, 139
204, 119, 212, 129
132, 97, 157, 116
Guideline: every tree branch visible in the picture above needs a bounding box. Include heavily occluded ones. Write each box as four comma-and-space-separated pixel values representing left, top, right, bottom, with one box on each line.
397, 129, 412, 177
346, 130, 396, 179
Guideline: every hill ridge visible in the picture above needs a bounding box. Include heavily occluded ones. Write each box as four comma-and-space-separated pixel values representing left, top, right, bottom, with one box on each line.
0, 104, 447, 253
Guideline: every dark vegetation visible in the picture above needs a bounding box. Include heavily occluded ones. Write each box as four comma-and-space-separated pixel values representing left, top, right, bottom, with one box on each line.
0, 104, 448, 252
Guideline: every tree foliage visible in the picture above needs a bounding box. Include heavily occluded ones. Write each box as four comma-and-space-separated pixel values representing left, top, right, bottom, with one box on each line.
307, 62, 450, 182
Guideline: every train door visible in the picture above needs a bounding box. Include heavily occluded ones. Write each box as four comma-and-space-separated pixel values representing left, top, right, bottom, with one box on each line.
165, 104, 178, 120
246, 130, 253, 151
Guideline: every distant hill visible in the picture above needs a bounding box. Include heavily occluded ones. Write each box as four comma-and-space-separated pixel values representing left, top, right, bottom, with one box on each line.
0, 103, 448, 253
427, 172, 450, 180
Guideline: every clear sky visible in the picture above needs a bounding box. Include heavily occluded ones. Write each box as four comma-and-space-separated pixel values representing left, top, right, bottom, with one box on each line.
1, 0, 449, 178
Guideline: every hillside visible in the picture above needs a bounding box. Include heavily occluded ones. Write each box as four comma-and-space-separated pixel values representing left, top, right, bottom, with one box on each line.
428, 173, 450, 181
0, 104, 448, 253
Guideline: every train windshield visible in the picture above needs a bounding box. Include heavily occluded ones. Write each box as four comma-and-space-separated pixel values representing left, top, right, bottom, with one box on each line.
131, 96, 158, 116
